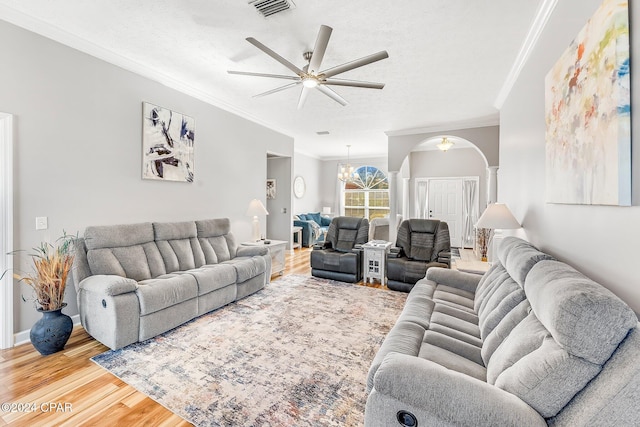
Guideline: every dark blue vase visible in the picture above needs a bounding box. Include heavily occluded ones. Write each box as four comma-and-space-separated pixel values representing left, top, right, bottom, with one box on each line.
30, 303, 73, 355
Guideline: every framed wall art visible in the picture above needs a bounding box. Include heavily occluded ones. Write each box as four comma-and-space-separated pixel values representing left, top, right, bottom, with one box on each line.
142, 102, 195, 182
544, 0, 630, 206
267, 179, 276, 199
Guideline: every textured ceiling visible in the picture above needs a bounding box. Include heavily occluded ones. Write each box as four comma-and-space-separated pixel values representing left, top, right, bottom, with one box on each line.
0, 0, 542, 159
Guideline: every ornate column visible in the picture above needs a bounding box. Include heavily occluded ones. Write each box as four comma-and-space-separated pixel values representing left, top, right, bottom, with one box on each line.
388, 171, 399, 244
487, 166, 499, 205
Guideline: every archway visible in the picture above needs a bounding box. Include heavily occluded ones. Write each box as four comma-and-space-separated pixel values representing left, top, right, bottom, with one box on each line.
386, 126, 499, 244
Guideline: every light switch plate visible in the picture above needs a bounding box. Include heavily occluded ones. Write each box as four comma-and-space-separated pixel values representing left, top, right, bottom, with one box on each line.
35, 216, 48, 230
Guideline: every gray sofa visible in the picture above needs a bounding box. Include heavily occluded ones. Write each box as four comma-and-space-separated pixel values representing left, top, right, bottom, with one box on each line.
366, 236, 640, 426
72, 218, 271, 350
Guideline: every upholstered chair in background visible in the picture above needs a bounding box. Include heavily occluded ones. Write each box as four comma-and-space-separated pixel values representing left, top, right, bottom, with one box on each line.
386, 219, 451, 292
310, 216, 369, 283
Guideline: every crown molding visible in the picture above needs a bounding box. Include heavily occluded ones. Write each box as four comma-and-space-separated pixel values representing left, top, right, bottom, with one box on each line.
0, 6, 292, 139
385, 115, 499, 137
493, 0, 558, 109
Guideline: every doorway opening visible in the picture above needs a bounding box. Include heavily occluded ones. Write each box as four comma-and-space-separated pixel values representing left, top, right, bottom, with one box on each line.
1, 113, 14, 349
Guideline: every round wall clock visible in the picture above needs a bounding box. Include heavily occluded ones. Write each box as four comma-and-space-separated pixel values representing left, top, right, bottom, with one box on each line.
293, 176, 306, 198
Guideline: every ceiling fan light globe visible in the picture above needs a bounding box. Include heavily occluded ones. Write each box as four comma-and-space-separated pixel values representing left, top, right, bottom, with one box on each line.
302, 77, 318, 88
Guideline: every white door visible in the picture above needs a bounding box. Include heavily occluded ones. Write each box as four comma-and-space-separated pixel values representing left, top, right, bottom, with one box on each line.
427, 179, 463, 247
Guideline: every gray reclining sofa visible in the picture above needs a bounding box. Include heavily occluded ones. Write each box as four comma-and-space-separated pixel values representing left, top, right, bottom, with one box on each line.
366, 236, 640, 426
72, 218, 270, 350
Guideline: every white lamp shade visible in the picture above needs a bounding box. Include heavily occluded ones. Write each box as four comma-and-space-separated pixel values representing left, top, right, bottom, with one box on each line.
322, 206, 332, 215
246, 199, 269, 216
476, 203, 520, 229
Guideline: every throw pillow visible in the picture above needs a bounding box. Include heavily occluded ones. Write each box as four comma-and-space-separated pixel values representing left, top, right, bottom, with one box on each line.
298, 214, 308, 221
307, 212, 322, 224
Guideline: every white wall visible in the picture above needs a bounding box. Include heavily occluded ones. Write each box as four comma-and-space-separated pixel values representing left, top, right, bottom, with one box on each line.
499, 0, 640, 314
409, 148, 487, 216
0, 20, 293, 332
267, 156, 292, 245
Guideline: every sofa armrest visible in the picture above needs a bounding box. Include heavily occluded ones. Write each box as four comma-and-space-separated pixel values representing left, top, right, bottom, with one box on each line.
236, 245, 269, 257
79, 275, 138, 296
371, 353, 546, 427
437, 250, 451, 266
425, 267, 481, 294
388, 247, 403, 258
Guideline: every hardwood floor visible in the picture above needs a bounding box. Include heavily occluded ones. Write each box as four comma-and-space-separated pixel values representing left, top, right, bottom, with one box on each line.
0, 247, 383, 426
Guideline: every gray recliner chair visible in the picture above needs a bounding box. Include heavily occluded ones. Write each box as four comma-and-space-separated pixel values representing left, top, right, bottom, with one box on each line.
386, 219, 451, 292
310, 216, 369, 283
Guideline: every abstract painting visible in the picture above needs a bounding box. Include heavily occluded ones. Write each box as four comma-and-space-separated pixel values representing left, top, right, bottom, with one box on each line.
544, 0, 630, 205
142, 102, 195, 182
266, 179, 276, 199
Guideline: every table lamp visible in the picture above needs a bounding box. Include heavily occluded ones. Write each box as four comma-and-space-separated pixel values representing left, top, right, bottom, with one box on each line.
246, 199, 269, 241
475, 203, 521, 263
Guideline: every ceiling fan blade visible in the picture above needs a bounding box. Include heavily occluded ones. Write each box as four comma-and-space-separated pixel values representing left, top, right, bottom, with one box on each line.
253, 82, 301, 98
228, 70, 299, 80
297, 87, 311, 110
323, 78, 385, 89
308, 25, 332, 74
320, 51, 389, 79
246, 37, 304, 76
317, 85, 348, 106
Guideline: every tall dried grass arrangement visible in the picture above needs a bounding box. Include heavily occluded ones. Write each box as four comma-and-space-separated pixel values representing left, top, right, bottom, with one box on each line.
16, 233, 76, 311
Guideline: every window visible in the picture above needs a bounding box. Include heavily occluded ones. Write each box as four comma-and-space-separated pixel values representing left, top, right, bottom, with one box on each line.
343, 166, 389, 220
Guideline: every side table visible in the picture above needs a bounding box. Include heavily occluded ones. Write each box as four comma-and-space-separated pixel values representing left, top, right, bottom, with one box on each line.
242, 239, 287, 277
292, 226, 302, 249
362, 241, 393, 285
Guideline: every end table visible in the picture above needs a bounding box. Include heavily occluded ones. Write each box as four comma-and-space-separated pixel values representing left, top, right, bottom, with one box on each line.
362, 241, 393, 285
242, 239, 287, 277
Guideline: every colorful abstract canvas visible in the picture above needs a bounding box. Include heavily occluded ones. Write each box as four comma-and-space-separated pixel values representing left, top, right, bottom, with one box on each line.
142, 102, 195, 182
544, 0, 630, 205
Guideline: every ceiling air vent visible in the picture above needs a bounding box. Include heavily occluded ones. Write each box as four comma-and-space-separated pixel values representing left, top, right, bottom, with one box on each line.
316, 131, 330, 135
248, 0, 296, 18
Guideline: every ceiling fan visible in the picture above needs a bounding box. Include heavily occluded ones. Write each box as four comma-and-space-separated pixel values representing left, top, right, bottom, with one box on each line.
228, 25, 389, 109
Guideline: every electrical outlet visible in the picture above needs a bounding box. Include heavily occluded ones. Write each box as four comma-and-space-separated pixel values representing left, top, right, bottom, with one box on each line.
281, 207, 287, 214
35, 216, 48, 230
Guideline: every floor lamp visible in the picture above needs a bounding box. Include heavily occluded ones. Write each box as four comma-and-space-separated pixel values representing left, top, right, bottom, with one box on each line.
476, 203, 521, 263
246, 199, 269, 242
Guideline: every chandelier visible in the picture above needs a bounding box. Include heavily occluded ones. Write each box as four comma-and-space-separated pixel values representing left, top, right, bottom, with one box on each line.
338, 145, 359, 182
437, 137, 454, 152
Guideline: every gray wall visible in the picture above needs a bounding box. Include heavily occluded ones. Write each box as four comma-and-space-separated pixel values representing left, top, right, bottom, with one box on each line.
292, 152, 322, 214
0, 20, 293, 333
499, 0, 640, 314
409, 148, 487, 216
387, 126, 499, 171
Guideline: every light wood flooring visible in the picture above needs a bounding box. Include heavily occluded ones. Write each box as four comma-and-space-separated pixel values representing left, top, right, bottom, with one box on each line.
0, 247, 385, 426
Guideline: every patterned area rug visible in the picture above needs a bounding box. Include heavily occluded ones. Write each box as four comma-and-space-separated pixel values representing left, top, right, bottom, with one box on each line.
92, 274, 407, 426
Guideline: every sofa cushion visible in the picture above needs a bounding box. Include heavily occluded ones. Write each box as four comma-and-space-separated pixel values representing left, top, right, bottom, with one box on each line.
481, 299, 530, 365
525, 260, 637, 365
154, 221, 205, 272
136, 273, 198, 315
196, 219, 238, 262
487, 312, 601, 418
85, 222, 166, 280
222, 256, 266, 283
418, 342, 486, 381
496, 237, 554, 288
307, 212, 322, 224
477, 275, 526, 340
188, 264, 237, 295
87, 243, 163, 282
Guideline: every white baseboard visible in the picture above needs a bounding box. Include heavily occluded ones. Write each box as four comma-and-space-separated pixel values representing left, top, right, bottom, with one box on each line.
13, 314, 81, 347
